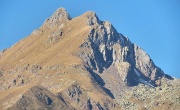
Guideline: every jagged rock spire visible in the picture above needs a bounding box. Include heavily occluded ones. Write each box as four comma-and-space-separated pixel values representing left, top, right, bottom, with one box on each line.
82, 11, 100, 26
45, 7, 71, 27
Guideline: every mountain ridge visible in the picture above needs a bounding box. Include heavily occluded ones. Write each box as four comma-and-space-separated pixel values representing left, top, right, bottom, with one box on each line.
0, 7, 179, 110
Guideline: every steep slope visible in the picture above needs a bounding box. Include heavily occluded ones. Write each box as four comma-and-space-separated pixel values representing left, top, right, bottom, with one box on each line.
0, 7, 179, 110
5, 86, 74, 110
78, 15, 170, 87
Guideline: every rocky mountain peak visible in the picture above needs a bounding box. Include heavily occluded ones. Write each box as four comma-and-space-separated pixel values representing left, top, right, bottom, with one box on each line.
79, 12, 172, 87
0, 7, 178, 110
82, 11, 100, 26
45, 7, 71, 27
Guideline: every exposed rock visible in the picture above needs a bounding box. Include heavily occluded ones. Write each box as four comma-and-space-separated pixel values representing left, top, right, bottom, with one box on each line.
45, 7, 71, 27
0, 70, 3, 76
82, 99, 92, 110
22, 64, 42, 73
46, 28, 64, 45
57, 82, 119, 110
0, 51, 2, 56
2, 48, 8, 53
79, 21, 126, 73
7, 86, 74, 110
134, 44, 164, 81
116, 62, 131, 82
79, 16, 169, 87
83, 11, 100, 26
67, 82, 82, 102
0, 7, 178, 110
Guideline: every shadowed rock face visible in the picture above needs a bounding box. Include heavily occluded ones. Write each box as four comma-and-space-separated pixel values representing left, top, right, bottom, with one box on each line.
78, 13, 171, 87
0, 7, 178, 110
8, 85, 117, 110
8, 86, 74, 110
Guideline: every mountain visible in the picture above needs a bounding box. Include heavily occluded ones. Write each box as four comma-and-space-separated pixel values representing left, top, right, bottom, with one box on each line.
0, 8, 179, 110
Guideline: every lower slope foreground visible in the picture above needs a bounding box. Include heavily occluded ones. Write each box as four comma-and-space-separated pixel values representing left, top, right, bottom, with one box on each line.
0, 8, 179, 110
5, 86, 74, 110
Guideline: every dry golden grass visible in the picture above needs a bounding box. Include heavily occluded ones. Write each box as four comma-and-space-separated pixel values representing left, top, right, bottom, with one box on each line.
0, 9, 179, 110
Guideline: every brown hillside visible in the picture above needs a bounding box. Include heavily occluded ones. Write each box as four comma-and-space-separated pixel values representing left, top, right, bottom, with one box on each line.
0, 7, 179, 110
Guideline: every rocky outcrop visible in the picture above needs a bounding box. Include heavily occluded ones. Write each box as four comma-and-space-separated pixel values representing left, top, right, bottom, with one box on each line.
78, 12, 171, 87
83, 11, 100, 26
134, 45, 164, 81
79, 20, 127, 72
116, 62, 131, 83
0, 7, 177, 110
7, 86, 74, 110
0, 70, 3, 76
57, 82, 118, 110
45, 8, 71, 27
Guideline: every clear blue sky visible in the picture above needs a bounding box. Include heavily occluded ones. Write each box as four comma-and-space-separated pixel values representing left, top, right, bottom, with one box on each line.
0, 0, 179, 78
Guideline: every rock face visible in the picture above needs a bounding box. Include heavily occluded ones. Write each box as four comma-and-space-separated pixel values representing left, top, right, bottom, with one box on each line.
45, 8, 71, 27
78, 13, 171, 87
0, 7, 178, 110
8, 86, 74, 110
